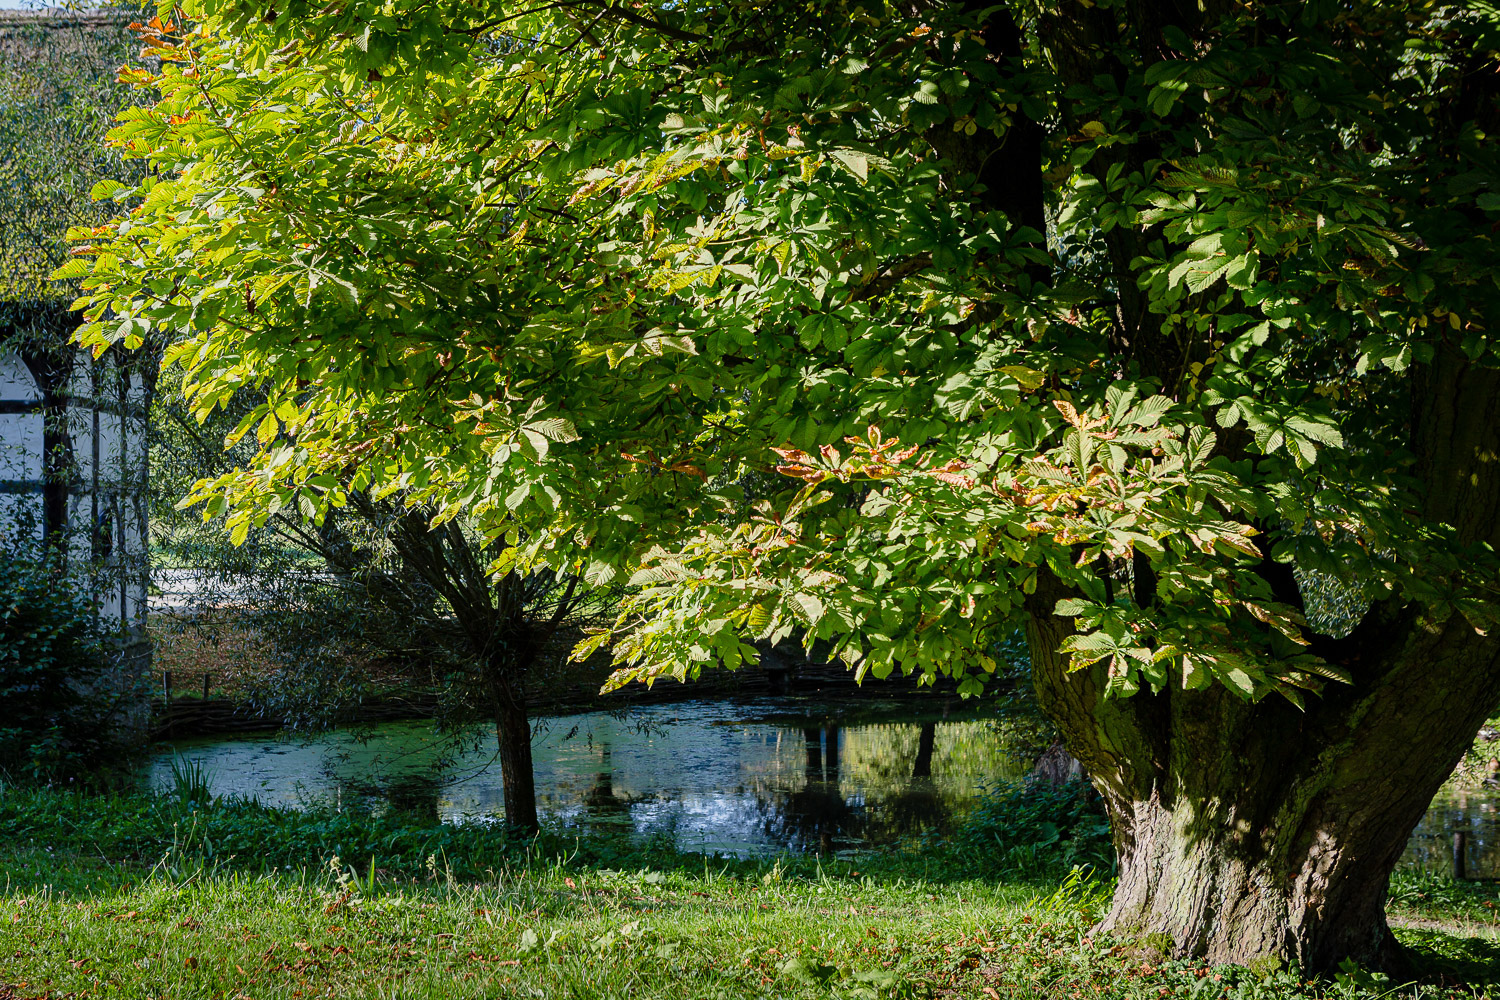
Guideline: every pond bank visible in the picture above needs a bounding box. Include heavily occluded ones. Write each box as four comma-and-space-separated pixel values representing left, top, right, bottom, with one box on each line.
147, 650, 983, 740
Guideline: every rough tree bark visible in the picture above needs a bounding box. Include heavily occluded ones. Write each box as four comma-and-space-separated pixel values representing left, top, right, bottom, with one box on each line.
1027, 578, 1500, 972
490, 660, 539, 832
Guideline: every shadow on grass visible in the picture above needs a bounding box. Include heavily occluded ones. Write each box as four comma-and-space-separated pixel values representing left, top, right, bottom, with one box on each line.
1401, 928, 1500, 986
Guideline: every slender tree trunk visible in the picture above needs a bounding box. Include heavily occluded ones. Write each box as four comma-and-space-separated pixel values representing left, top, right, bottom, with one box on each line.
376, 517, 580, 837
492, 668, 538, 832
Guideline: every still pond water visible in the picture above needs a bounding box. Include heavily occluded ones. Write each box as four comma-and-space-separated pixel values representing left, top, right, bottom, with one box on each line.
146, 698, 1499, 872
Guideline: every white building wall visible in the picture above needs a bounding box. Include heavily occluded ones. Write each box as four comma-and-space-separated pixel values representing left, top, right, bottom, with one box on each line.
0, 347, 149, 639
0, 352, 43, 544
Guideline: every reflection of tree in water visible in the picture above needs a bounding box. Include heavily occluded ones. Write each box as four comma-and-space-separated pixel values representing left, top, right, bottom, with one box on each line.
380, 774, 444, 823
330, 768, 447, 822
840, 721, 992, 843
913, 721, 935, 778
541, 741, 640, 840
860, 722, 954, 842
753, 722, 982, 853
576, 743, 633, 836
292, 712, 1024, 853
1403, 788, 1500, 878
317, 722, 492, 822
762, 727, 861, 854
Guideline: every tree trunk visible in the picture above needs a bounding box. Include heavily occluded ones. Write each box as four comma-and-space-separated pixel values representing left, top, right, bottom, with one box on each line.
1016, 0, 1500, 965
493, 670, 538, 832
1026, 576, 1500, 974
377, 518, 567, 836
1100, 783, 1402, 972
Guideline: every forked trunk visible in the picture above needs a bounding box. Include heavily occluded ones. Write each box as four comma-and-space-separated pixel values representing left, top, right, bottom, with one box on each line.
1026, 585, 1500, 974
381, 520, 553, 835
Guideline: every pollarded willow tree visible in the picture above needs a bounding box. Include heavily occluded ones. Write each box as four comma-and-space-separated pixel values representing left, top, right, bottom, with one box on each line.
65, 0, 1500, 973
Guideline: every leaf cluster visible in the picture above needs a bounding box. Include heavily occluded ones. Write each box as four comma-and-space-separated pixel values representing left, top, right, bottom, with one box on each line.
61, 0, 1500, 706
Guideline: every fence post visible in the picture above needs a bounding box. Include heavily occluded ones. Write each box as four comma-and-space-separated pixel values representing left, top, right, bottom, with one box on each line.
1453, 831, 1468, 880
202, 672, 210, 700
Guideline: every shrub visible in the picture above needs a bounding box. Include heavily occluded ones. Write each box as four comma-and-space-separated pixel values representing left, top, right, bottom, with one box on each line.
0, 550, 131, 782
952, 780, 1115, 879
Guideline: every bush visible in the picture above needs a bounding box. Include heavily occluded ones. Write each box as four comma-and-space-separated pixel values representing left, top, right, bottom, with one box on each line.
951, 780, 1115, 879
0, 551, 131, 782
0, 784, 749, 882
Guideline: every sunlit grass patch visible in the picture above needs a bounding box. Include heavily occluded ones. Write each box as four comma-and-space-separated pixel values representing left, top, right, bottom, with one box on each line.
0, 863, 1033, 999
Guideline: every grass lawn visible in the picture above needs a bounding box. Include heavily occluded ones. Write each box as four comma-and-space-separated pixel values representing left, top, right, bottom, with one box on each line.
0, 788, 1496, 999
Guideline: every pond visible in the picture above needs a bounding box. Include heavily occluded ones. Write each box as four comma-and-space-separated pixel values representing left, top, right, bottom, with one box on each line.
1403, 785, 1500, 879
146, 698, 1029, 856
145, 697, 1500, 871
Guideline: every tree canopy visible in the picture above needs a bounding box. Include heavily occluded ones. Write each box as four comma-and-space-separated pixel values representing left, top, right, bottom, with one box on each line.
1, 12, 138, 334
69, 0, 1498, 698
62, 0, 1500, 969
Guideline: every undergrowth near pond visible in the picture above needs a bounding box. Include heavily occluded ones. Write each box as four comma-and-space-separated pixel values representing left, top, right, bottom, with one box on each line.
0, 783, 1495, 998
0, 778, 1114, 888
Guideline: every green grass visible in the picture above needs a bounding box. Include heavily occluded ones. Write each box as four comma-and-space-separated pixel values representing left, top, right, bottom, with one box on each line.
0, 859, 1047, 999
1389, 869, 1500, 929
0, 786, 1497, 999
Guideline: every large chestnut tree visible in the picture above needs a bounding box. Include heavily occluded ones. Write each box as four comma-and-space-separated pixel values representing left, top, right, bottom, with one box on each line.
65, 0, 1500, 973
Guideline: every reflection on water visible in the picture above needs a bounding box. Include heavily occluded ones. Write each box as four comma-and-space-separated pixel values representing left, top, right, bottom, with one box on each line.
146, 699, 1026, 856
1402, 786, 1500, 879
146, 698, 1500, 869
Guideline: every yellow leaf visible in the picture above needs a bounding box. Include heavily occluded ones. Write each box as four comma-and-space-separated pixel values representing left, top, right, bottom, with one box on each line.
256, 412, 279, 446
1053, 400, 1082, 427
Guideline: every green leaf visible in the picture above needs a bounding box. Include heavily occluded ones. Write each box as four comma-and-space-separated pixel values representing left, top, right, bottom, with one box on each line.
779, 956, 838, 985
831, 149, 868, 182
1223, 667, 1257, 698
792, 592, 824, 624
257, 413, 279, 446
